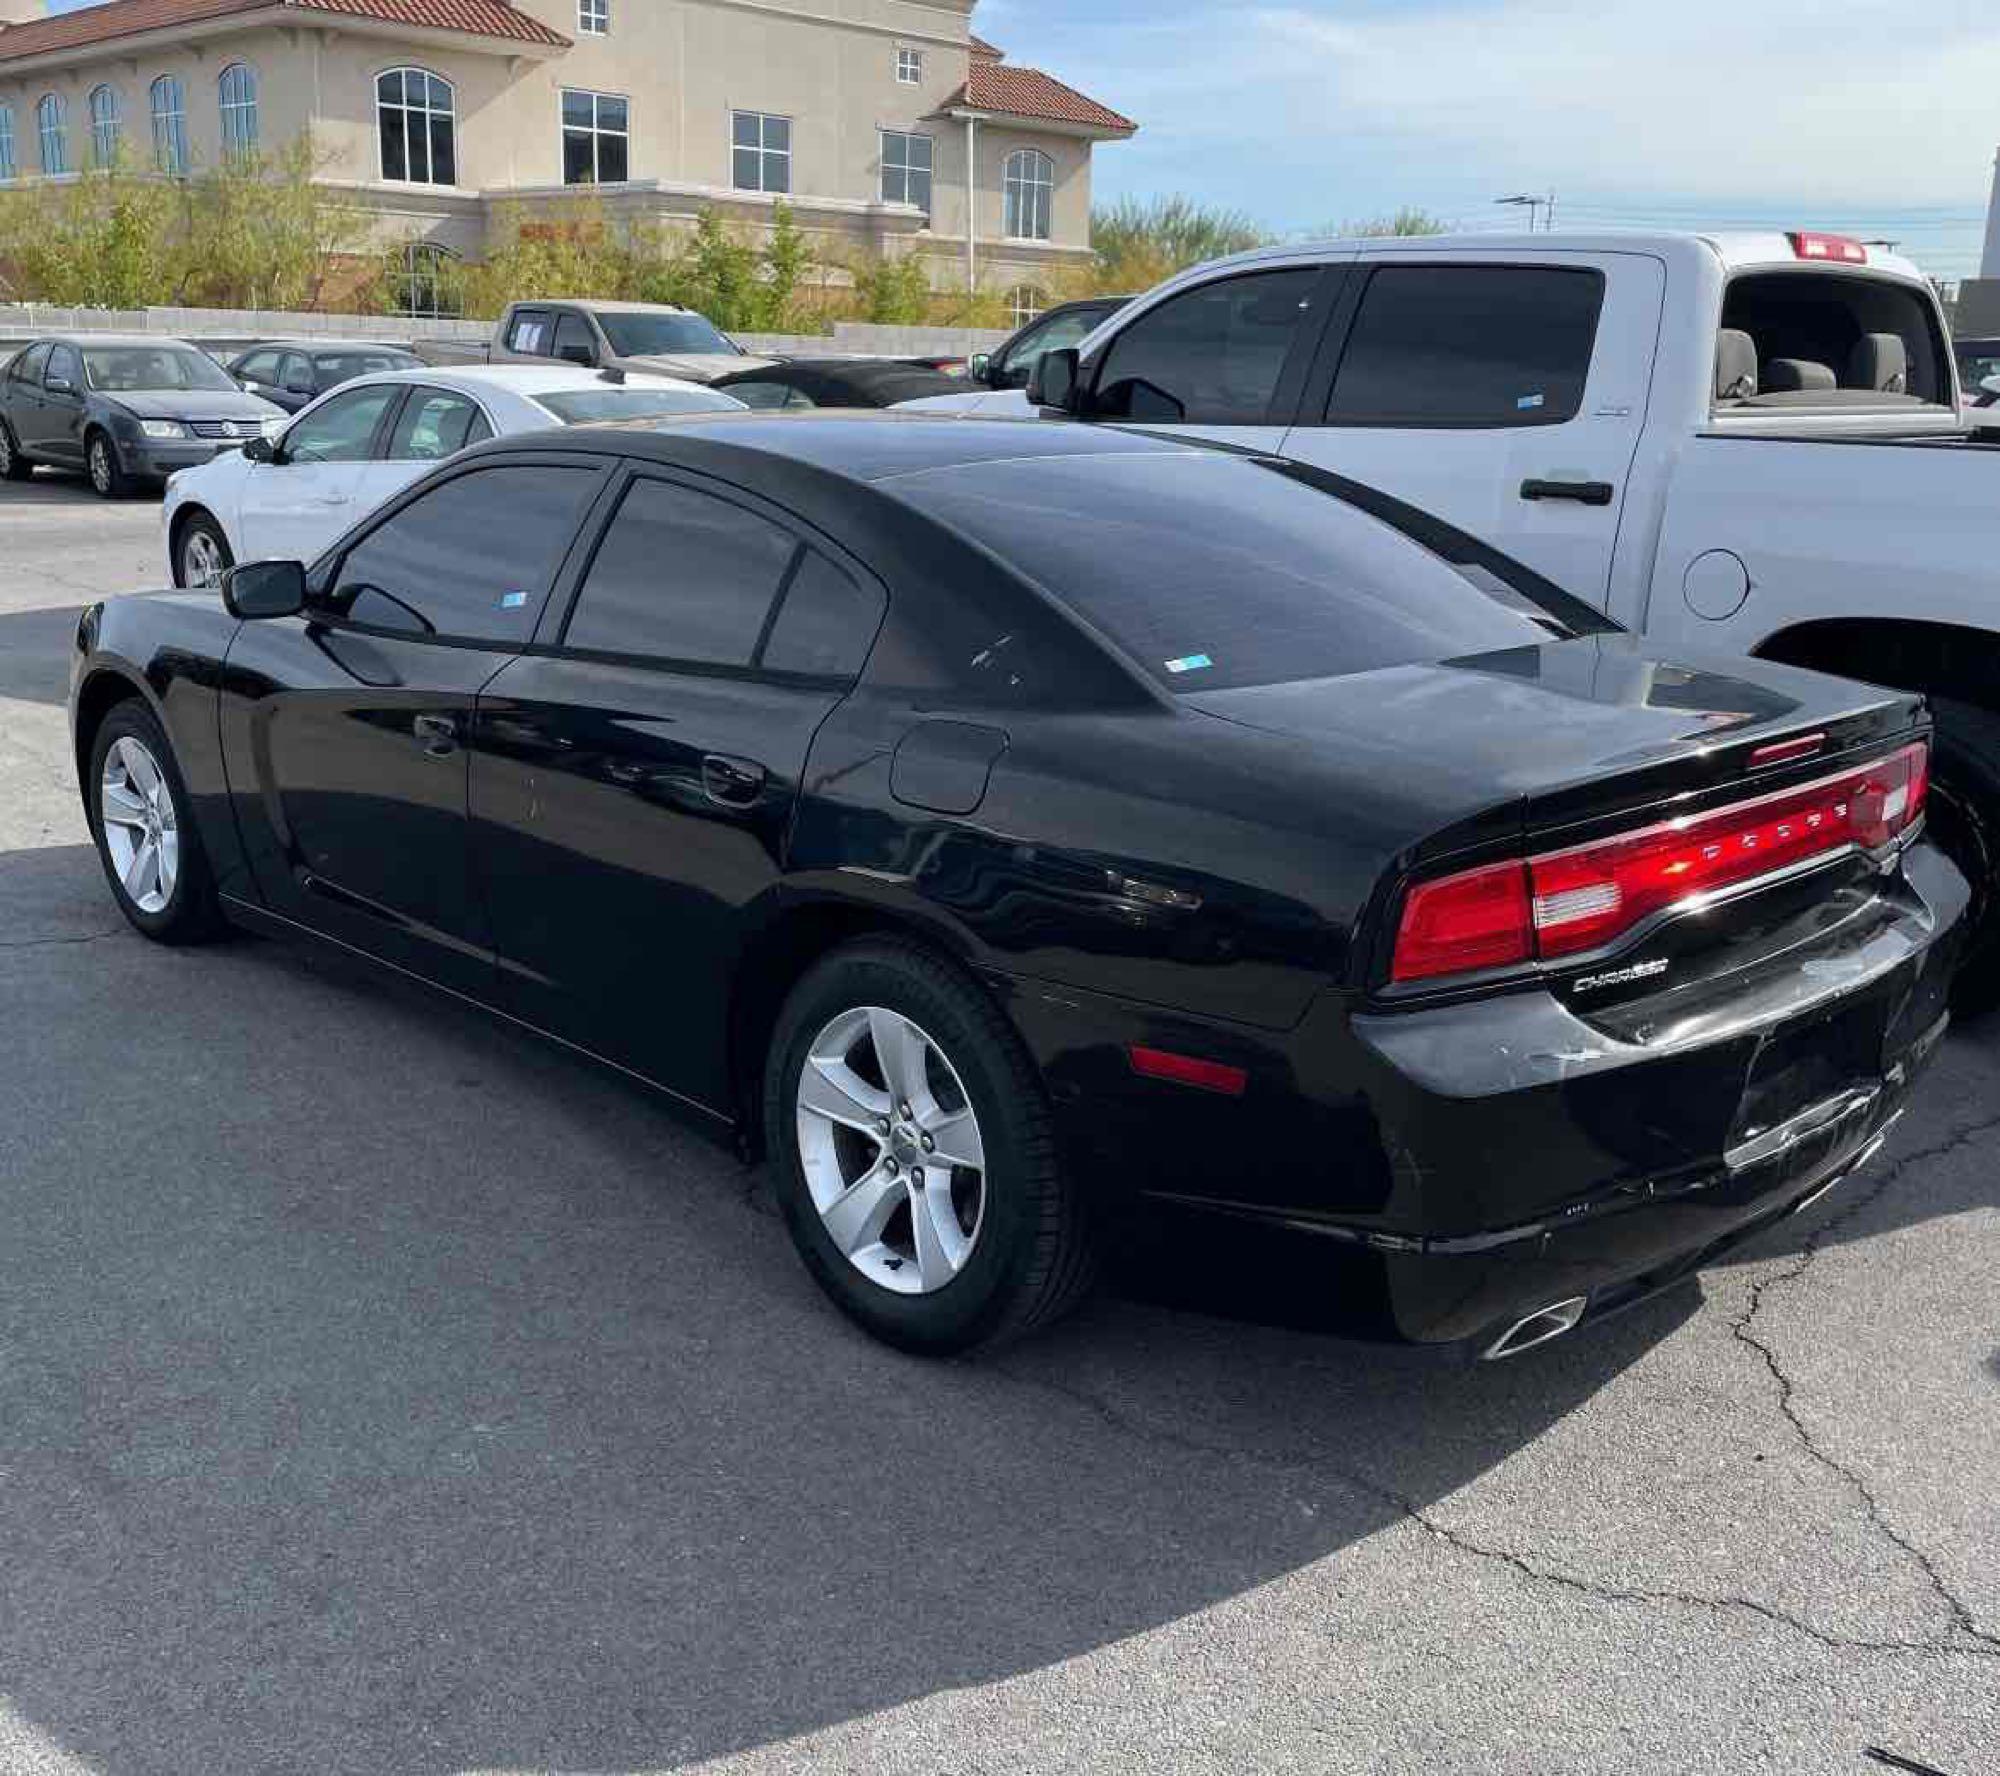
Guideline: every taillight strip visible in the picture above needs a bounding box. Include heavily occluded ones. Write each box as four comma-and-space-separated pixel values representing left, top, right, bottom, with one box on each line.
1391, 741, 1928, 986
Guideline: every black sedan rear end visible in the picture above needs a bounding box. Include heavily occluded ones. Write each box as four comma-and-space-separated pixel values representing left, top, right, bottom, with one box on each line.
65, 417, 1966, 1359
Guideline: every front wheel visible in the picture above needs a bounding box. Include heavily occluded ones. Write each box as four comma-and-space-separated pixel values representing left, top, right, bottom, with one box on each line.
88, 701, 225, 944
86, 431, 130, 499
174, 512, 234, 590
765, 940, 1093, 1354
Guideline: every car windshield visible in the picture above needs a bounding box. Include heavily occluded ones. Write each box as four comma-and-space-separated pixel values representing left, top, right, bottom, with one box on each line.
893, 451, 1611, 693
318, 352, 419, 380
1958, 350, 2000, 390
595, 312, 740, 358
83, 347, 239, 393
535, 386, 748, 424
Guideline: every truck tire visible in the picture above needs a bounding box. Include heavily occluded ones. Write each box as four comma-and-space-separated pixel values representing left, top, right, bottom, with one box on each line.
1928, 697, 2000, 1016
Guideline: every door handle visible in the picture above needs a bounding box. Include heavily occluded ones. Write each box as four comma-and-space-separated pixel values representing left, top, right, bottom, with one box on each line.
413, 713, 459, 758
702, 754, 767, 807
1520, 478, 1616, 507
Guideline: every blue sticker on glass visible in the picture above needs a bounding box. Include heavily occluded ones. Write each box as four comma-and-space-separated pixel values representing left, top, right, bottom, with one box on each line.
1517, 393, 1546, 411
500, 591, 528, 610
1164, 654, 1213, 675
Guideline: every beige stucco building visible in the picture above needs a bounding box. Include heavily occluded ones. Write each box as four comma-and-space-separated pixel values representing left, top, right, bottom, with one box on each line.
0, 0, 1135, 313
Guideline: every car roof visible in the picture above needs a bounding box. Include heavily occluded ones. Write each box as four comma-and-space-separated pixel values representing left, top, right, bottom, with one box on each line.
328, 364, 714, 396
516, 298, 702, 315
237, 339, 417, 355
488, 410, 1208, 482
36, 334, 205, 350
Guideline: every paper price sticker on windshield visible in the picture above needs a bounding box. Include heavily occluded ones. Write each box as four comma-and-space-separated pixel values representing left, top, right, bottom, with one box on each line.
1164, 654, 1213, 675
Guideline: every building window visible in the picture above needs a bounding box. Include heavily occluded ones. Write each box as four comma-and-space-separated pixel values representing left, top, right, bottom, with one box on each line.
1007, 284, 1047, 327
731, 110, 790, 195
36, 95, 67, 176
579, 0, 608, 33
87, 85, 121, 169
880, 129, 932, 218
896, 47, 923, 84
0, 106, 15, 184
1004, 148, 1054, 241
219, 63, 259, 159
398, 242, 461, 318
150, 77, 187, 175
378, 69, 456, 185
561, 89, 628, 184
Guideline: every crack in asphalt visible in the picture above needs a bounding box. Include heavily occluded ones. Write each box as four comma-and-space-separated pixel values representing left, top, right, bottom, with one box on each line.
986, 1355, 2000, 1668
1729, 1108, 2000, 1658
0, 927, 124, 951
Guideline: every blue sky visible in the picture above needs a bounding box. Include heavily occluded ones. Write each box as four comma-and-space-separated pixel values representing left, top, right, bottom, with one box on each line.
44, 0, 1999, 280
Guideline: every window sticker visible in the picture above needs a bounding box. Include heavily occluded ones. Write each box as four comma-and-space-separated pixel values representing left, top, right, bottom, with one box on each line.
1164, 653, 1213, 675
1516, 392, 1546, 411
500, 590, 529, 610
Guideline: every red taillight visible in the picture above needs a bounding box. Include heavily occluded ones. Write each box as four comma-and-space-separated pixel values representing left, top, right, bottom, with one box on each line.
1128, 1045, 1249, 1096
1790, 231, 1869, 265
1392, 742, 1928, 984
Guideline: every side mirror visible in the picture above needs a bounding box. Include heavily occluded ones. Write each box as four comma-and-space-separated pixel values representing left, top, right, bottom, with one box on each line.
968, 352, 993, 385
221, 560, 306, 621
285, 379, 316, 397
1028, 346, 1081, 412
557, 343, 597, 367
241, 434, 276, 464
44, 376, 75, 396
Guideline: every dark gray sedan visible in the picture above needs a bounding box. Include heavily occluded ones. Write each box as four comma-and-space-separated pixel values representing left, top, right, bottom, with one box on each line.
225, 340, 423, 413
0, 335, 286, 497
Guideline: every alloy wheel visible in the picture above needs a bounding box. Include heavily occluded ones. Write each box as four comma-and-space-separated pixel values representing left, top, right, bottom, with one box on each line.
0, 429, 13, 476
181, 527, 227, 589
795, 1005, 987, 1295
89, 438, 113, 495
98, 735, 179, 915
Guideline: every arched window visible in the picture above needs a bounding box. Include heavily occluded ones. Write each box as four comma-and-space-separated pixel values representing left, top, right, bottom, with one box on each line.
0, 106, 15, 184
1003, 148, 1054, 242
1006, 283, 1047, 328
218, 63, 259, 159
377, 68, 455, 185
36, 94, 67, 176
397, 241, 461, 318
87, 84, 121, 169
151, 76, 188, 175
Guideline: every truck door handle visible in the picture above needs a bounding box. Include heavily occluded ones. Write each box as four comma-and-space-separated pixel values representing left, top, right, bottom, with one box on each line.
702, 754, 767, 807
413, 713, 458, 758
1520, 478, 1616, 507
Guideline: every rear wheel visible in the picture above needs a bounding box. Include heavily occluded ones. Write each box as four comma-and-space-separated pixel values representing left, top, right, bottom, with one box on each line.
0, 420, 31, 481
86, 430, 130, 499
765, 939, 1093, 1353
1929, 699, 2000, 1016
87, 701, 225, 944
174, 512, 234, 590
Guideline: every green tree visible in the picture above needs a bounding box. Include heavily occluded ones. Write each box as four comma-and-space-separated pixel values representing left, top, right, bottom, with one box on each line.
1084, 195, 1273, 293
1338, 207, 1450, 238
847, 248, 933, 324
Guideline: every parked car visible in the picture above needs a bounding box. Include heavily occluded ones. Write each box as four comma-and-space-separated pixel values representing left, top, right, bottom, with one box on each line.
72, 415, 1961, 1358
712, 358, 973, 410
899, 296, 1134, 417
1952, 335, 2000, 404
226, 340, 423, 413
1015, 230, 2000, 1008
162, 363, 746, 588
0, 335, 285, 497
421, 298, 774, 385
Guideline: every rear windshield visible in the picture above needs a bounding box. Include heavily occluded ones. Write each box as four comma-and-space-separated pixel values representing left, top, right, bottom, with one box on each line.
894, 451, 1599, 692
536, 386, 747, 424
596, 312, 740, 359
317, 351, 419, 381
83, 346, 238, 393
1719, 271, 1949, 408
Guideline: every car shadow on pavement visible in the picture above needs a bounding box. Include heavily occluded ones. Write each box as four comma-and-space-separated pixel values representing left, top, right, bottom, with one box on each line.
0, 837, 1985, 1775
0, 470, 154, 507
0, 603, 89, 705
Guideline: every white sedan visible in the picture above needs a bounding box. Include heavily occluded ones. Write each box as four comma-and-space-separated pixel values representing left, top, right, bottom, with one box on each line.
162, 363, 747, 587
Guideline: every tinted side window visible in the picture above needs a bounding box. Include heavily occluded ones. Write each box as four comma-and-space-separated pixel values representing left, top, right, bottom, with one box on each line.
1325, 266, 1604, 427
553, 312, 597, 364
1092, 270, 1321, 424
763, 552, 885, 680
998, 304, 1109, 387
279, 352, 313, 391
387, 387, 491, 461
235, 350, 281, 383
11, 343, 51, 385
507, 308, 552, 355
565, 476, 798, 667
45, 345, 81, 388
332, 465, 598, 642
285, 384, 400, 464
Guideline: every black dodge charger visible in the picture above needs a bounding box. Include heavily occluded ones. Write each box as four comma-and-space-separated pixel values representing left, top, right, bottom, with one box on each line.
67, 416, 1965, 1358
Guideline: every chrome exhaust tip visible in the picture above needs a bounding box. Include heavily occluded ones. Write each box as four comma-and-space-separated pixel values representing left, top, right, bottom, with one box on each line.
1482, 1296, 1588, 1361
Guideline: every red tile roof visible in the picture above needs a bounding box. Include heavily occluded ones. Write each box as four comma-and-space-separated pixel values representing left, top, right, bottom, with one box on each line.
0, 0, 568, 62
968, 31, 1003, 59
951, 59, 1136, 134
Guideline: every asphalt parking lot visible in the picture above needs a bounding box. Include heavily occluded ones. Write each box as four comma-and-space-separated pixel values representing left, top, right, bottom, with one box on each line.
1, 471, 1996, 1776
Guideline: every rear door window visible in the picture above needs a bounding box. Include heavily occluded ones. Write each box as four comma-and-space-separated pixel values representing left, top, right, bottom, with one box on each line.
507, 308, 553, 356
761, 552, 885, 680
387, 386, 492, 461
1324, 265, 1604, 427
1091, 269, 1323, 423
331, 463, 599, 641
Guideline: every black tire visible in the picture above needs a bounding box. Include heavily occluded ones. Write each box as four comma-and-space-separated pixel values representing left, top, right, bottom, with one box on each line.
0, 419, 32, 481
764, 939, 1094, 1354
1929, 698, 2000, 1017
173, 510, 234, 590
87, 699, 226, 945
86, 429, 130, 499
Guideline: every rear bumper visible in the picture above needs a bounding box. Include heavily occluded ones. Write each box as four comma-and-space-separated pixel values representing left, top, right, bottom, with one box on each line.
997, 840, 1968, 1354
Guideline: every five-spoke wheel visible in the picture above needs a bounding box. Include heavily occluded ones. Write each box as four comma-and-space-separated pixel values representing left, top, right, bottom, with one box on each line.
87, 700, 224, 944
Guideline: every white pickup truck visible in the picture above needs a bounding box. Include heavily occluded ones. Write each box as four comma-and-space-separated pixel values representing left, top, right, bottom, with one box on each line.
1008, 230, 2000, 1004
